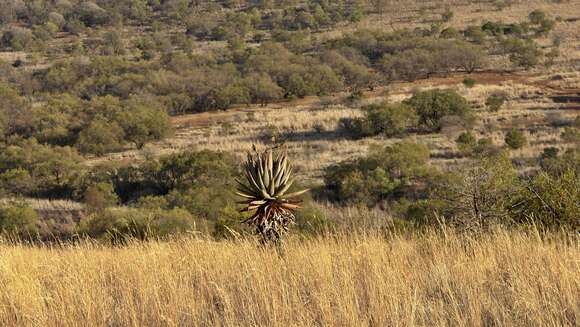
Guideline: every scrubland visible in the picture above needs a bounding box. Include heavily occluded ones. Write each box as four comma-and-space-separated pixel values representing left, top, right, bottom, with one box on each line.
1, 230, 578, 326
1, 1, 580, 325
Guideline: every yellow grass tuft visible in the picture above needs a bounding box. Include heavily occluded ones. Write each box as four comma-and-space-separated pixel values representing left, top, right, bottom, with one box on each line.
0, 230, 578, 326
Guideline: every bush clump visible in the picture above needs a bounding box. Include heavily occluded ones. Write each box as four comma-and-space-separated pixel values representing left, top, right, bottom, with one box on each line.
456, 131, 477, 155
323, 142, 434, 206
344, 103, 418, 138
404, 89, 472, 131
0, 203, 39, 237
485, 94, 506, 112
504, 129, 526, 149
462, 78, 476, 88
513, 169, 579, 230
78, 207, 197, 242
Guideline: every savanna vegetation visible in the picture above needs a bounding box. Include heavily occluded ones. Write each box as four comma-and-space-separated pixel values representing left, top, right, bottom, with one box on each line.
0, 0, 575, 241
0, 0, 578, 324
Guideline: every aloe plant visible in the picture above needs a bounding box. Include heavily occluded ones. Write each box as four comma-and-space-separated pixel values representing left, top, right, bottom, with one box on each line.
236, 147, 308, 243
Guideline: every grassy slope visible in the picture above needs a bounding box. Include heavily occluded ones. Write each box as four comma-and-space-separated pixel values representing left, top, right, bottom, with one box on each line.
0, 230, 578, 326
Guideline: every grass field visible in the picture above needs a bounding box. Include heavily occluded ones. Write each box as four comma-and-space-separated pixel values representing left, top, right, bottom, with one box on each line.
1, 230, 578, 326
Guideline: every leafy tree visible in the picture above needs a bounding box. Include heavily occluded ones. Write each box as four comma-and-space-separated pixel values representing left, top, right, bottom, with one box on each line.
513, 169, 579, 230
0, 202, 39, 237
322, 50, 370, 91
244, 74, 284, 106
0, 139, 83, 196
146, 150, 238, 194
32, 94, 84, 145
76, 118, 125, 155
380, 49, 434, 81
116, 150, 244, 226
83, 182, 119, 211
357, 102, 418, 137
508, 40, 542, 69
0, 83, 30, 138
40, 59, 84, 92
324, 142, 433, 205
439, 153, 520, 229
404, 89, 471, 131
115, 103, 172, 149
206, 84, 250, 111
284, 73, 310, 98
75, 1, 109, 27
452, 43, 486, 73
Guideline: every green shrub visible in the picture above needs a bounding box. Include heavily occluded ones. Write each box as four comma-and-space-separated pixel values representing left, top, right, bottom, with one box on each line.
513, 170, 579, 230
507, 40, 542, 69
540, 147, 559, 160
537, 18, 555, 35
0, 139, 83, 197
462, 78, 476, 88
464, 26, 486, 44
539, 149, 579, 177
345, 103, 418, 138
78, 208, 197, 242
485, 94, 506, 112
115, 150, 245, 230
482, 21, 503, 36
0, 203, 39, 237
504, 129, 526, 149
323, 142, 432, 205
437, 153, 521, 228
31, 94, 84, 146
83, 183, 118, 211
380, 49, 434, 81
75, 2, 109, 27
365, 103, 418, 137
76, 118, 125, 155
115, 103, 173, 149
1, 27, 34, 50
456, 131, 477, 154
404, 89, 472, 131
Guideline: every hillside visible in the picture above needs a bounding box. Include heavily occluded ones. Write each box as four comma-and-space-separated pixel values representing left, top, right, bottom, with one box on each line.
0, 0, 578, 238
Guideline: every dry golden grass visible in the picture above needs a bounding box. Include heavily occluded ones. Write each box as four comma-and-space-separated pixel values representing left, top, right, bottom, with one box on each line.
1, 230, 578, 326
